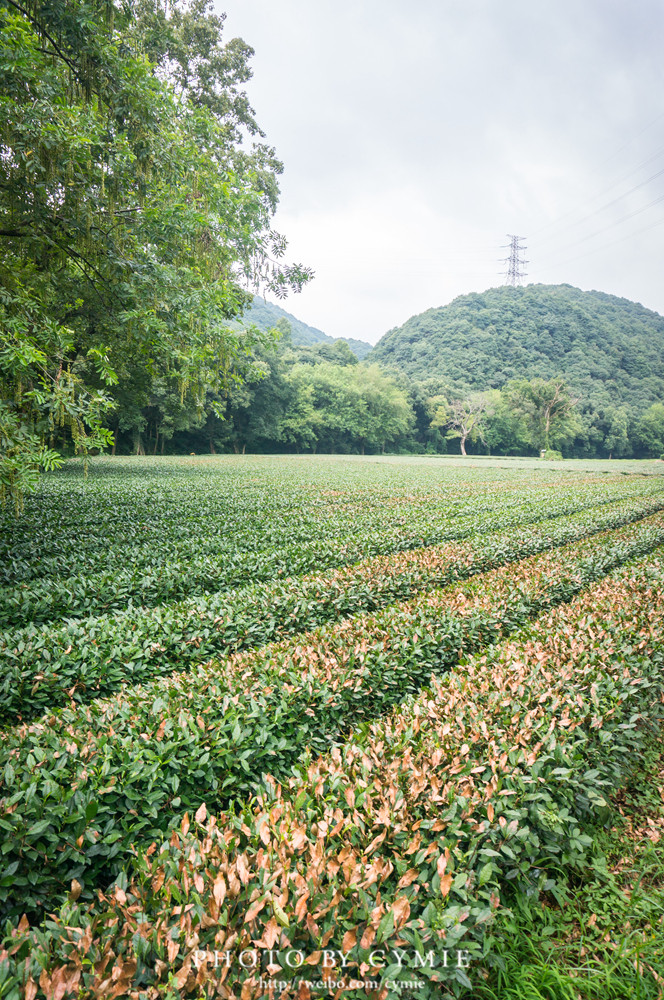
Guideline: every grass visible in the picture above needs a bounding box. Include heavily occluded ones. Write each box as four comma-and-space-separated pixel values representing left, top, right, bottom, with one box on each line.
472, 731, 664, 999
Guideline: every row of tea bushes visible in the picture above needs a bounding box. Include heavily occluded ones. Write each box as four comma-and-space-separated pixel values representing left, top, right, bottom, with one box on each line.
3, 455, 630, 562
3, 492, 664, 725
3, 513, 664, 917
0, 465, 564, 586
2, 479, 652, 625
6, 550, 664, 999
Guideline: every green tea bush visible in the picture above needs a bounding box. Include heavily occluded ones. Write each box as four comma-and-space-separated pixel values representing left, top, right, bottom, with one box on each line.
2, 493, 663, 725
2, 461, 659, 624
5, 551, 664, 1000
2, 515, 664, 918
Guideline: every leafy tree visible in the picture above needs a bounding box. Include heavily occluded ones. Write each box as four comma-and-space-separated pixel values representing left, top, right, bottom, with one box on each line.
354, 364, 414, 453
277, 371, 317, 453
482, 389, 530, 456
635, 403, 664, 458
204, 339, 290, 454
200, 348, 414, 457
603, 407, 632, 458
505, 378, 579, 453
290, 363, 366, 453
402, 383, 443, 452
0, 0, 311, 507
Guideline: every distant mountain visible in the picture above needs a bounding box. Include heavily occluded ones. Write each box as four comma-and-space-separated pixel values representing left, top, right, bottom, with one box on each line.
238, 296, 372, 360
369, 283, 664, 411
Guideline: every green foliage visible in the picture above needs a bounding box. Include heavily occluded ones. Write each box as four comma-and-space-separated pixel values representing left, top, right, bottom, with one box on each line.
370, 284, 664, 457
2, 505, 664, 917
371, 284, 664, 409
504, 377, 580, 452
190, 346, 415, 456
433, 392, 494, 457
636, 403, 664, 458
62, 275, 663, 461
3, 463, 658, 628
0, 0, 311, 505
3, 456, 664, 999
4, 539, 664, 998
300, 362, 414, 454
0, 401, 64, 513
425, 379, 580, 458
3, 483, 662, 722
235, 295, 372, 357
474, 735, 664, 1000
603, 406, 632, 458
135, 285, 664, 458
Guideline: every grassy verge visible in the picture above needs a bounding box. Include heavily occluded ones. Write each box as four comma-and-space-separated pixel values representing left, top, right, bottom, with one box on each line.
473, 734, 664, 1000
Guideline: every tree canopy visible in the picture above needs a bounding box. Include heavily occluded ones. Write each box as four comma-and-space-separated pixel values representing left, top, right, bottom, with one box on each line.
134, 327, 415, 457
0, 0, 311, 507
370, 283, 664, 414
100, 319, 664, 460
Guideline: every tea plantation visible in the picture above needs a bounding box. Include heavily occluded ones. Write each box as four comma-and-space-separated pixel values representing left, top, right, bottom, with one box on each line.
2, 455, 664, 999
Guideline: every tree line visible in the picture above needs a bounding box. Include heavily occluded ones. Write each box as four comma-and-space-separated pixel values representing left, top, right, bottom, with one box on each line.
111, 323, 664, 459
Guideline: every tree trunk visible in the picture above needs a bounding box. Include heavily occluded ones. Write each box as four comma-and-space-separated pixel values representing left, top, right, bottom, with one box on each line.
460, 435, 467, 457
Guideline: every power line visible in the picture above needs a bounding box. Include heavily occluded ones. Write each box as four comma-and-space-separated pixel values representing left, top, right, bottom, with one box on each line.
600, 110, 664, 170
544, 211, 664, 269
528, 109, 664, 243
538, 189, 664, 267
533, 163, 664, 250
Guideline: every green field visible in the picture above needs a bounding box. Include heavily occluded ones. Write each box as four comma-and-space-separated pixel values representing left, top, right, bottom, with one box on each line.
2, 455, 664, 999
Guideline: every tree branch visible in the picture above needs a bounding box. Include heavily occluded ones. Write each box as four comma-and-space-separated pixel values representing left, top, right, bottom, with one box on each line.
3, 0, 91, 91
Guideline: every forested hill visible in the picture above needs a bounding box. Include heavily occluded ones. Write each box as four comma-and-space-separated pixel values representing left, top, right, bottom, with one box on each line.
240, 296, 372, 359
370, 284, 664, 412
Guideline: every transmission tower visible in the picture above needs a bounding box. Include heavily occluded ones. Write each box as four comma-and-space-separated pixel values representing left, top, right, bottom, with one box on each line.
501, 234, 528, 286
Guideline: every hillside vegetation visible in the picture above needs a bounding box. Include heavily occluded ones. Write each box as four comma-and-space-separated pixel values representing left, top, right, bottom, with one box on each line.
370, 283, 664, 412
103, 284, 664, 460
240, 295, 373, 358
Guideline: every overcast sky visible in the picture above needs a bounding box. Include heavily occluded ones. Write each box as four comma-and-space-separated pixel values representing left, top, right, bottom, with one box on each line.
221, 0, 664, 345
